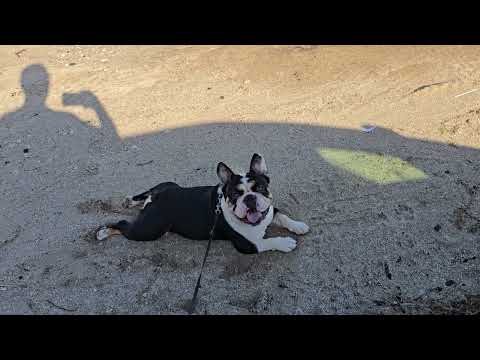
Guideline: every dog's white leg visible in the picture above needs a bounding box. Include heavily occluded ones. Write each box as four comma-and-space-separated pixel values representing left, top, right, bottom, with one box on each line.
122, 196, 143, 209
141, 195, 152, 209
272, 212, 310, 235
252, 236, 298, 253
122, 195, 153, 209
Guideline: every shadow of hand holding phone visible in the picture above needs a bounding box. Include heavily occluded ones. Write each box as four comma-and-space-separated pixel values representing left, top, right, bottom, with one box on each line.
62, 89, 123, 154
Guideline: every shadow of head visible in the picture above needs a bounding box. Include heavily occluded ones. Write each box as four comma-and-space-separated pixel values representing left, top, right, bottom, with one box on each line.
20, 64, 50, 106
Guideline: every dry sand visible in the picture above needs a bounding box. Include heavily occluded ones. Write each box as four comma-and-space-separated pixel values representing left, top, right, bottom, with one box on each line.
0, 45, 479, 314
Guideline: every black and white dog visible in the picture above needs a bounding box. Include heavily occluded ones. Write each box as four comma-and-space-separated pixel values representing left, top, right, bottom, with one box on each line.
96, 154, 309, 254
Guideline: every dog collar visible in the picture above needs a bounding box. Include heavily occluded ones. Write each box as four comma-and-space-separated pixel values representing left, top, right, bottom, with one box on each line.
215, 184, 223, 215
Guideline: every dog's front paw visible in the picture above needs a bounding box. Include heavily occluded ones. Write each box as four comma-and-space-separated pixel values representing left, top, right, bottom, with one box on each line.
272, 237, 297, 252
287, 221, 310, 235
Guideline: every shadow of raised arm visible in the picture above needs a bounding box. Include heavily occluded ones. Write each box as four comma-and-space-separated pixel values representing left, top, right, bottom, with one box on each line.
63, 90, 123, 149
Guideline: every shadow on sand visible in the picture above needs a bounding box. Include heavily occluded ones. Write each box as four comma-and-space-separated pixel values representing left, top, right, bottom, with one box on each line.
1, 64, 479, 314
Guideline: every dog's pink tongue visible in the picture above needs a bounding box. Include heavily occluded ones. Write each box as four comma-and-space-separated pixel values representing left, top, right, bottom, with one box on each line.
247, 211, 262, 223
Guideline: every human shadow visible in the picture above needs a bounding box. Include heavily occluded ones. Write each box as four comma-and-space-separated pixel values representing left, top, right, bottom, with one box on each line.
0, 64, 124, 250
1, 63, 479, 314
0, 64, 122, 172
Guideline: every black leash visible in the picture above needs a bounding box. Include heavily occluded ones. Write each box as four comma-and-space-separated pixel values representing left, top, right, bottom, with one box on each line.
187, 190, 223, 315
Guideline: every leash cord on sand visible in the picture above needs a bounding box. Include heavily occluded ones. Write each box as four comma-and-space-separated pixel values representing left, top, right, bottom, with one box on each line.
188, 191, 223, 315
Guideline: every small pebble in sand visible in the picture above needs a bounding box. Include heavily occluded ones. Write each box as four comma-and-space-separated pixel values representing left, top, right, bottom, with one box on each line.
445, 280, 456, 287
384, 263, 392, 280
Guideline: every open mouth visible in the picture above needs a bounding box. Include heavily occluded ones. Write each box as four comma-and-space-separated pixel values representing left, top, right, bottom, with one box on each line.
239, 208, 269, 226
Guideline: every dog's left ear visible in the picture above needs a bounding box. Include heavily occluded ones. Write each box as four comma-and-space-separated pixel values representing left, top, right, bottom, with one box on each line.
249, 153, 267, 175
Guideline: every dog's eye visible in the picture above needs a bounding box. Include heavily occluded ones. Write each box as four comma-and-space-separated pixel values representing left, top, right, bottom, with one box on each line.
231, 188, 243, 198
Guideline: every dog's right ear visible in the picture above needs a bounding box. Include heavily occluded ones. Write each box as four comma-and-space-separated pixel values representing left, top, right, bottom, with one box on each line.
217, 162, 234, 184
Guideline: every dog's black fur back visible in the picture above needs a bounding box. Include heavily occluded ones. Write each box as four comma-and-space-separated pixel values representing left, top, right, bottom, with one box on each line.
131, 181, 179, 202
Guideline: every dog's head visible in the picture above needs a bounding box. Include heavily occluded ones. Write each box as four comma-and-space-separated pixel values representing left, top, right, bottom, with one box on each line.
217, 153, 272, 226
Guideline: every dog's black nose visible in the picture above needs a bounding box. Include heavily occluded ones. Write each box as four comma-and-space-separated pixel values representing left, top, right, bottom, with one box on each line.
244, 194, 257, 210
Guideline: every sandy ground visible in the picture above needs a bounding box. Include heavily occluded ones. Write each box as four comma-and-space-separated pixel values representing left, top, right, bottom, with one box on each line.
0, 45, 479, 314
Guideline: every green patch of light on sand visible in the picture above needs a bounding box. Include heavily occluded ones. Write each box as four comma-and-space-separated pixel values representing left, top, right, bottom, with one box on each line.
318, 148, 427, 184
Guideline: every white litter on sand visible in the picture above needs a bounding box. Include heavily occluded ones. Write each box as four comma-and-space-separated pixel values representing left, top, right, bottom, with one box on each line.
454, 89, 479, 98
361, 125, 377, 133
